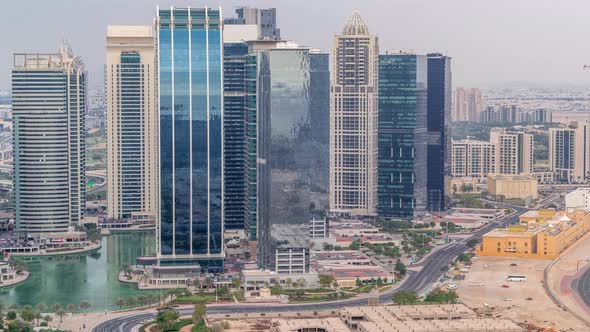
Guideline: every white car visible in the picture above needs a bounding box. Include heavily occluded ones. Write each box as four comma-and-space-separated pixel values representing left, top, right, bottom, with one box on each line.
504, 298, 513, 302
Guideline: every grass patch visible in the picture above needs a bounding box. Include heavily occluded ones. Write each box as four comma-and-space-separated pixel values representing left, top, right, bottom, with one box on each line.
172, 294, 217, 304
352, 284, 376, 293
164, 318, 193, 332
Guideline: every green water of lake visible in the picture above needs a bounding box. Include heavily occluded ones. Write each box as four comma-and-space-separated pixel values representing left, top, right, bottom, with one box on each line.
0, 231, 160, 312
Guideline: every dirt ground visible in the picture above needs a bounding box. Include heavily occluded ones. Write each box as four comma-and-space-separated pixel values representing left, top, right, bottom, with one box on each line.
547, 232, 590, 329
457, 256, 589, 331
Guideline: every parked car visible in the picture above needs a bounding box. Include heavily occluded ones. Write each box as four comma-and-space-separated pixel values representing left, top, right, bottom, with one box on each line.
501, 284, 510, 288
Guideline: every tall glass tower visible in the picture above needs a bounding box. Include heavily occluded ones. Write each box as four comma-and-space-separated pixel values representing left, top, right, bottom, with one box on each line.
378, 51, 427, 220
12, 46, 86, 233
156, 7, 224, 271
426, 53, 452, 212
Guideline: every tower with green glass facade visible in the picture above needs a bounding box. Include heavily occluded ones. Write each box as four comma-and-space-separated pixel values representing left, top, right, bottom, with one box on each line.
378, 51, 428, 220
156, 7, 223, 272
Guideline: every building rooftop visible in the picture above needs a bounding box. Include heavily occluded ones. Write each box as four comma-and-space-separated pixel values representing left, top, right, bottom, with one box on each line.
342, 10, 369, 35
272, 318, 350, 332
311, 250, 370, 261
488, 174, 535, 181
107, 25, 153, 38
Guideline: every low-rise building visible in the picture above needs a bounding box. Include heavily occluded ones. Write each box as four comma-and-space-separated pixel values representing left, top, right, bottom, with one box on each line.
487, 174, 538, 200
241, 269, 319, 292
311, 250, 371, 267
309, 217, 329, 239
478, 209, 590, 259
565, 188, 590, 212
316, 265, 394, 288
276, 247, 310, 275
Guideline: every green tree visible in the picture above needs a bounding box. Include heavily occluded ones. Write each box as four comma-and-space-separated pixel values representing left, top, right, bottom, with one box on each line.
55, 309, 66, 323
156, 309, 179, 330
114, 298, 125, 310
7, 310, 17, 320
425, 289, 459, 304
65, 304, 76, 314
319, 274, 336, 288
33, 310, 42, 326
79, 301, 91, 313
231, 277, 241, 289
296, 278, 307, 289
466, 239, 479, 248
20, 307, 35, 323
392, 291, 419, 305
192, 303, 206, 324
125, 297, 137, 308
42, 315, 53, 325
355, 278, 362, 286
35, 304, 47, 313
205, 277, 214, 289
349, 239, 362, 250
395, 260, 407, 276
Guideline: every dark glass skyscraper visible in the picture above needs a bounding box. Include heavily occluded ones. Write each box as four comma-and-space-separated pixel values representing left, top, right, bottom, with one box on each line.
156, 7, 223, 270
426, 53, 452, 212
256, 46, 329, 268
223, 42, 249, 232
378, 51, 427, 220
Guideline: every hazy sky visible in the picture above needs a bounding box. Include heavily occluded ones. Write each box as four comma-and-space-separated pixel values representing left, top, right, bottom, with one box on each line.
3, 0, 590, 90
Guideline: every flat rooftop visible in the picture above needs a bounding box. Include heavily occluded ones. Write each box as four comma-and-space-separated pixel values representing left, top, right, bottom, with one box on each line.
312, 250, 369, 261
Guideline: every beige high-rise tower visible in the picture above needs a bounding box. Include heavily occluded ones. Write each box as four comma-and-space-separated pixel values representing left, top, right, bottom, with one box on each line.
330, 11, 379, 216
106, 26, 157, 219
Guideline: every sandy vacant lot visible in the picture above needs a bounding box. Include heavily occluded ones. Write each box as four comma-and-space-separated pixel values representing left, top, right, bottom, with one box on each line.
458, 256, 589, 331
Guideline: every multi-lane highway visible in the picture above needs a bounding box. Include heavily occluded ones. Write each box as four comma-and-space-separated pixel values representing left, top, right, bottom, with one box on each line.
93, 206, 528, 332
574, 268, 590, 310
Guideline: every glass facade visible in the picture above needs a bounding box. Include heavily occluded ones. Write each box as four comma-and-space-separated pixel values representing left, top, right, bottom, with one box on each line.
157, 8, 223, 268
118, 52, 143, 216
309, 51, 330, 208
426, 54, 451, 212
257, 48, 327, 268
223, 43, 249, 232
378, 53, 427, 220
12, 50, 86, 233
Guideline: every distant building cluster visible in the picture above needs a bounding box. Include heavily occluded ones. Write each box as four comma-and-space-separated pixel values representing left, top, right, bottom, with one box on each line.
451, 129, 533, 179
480, 106, 553, 124
452, 87, 554, 124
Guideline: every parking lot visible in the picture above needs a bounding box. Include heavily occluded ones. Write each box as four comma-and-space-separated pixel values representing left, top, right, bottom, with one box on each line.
457, 256, 588, 331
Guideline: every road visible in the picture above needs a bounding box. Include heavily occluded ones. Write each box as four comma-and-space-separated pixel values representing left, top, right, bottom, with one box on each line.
87, 173, 107, 195
574, 268, 590, 311
93, 206, 529, 332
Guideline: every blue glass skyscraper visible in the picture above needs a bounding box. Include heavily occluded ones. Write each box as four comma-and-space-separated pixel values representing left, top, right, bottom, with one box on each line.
378, 51, 427, 220
426, 54, 452, 212
156, 7, 223, 271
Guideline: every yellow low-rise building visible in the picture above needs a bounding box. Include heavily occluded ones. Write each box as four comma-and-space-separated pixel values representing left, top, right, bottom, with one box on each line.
487, 174, 538, 200
477, 209, 590, 259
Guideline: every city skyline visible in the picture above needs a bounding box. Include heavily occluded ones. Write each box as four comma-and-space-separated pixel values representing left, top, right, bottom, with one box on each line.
4, 0, 590, 91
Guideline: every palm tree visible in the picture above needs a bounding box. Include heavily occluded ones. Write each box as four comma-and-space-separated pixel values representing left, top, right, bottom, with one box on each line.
193, 278, 202, 292
205, 276, 214, 290
56, 309, 67, 324
51, 304, 62, 314
33, 311, 42, 326
114, 298, 125, 310
36, 303, 47, 313
43, 315, 53, 325
78, 301, 91, 314
125, 297, 137, 308
66, 304, 76, 314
